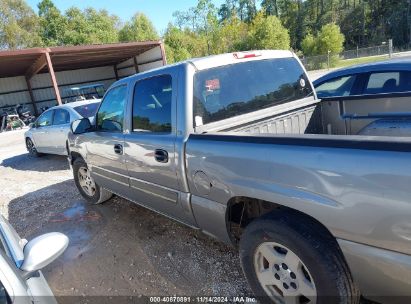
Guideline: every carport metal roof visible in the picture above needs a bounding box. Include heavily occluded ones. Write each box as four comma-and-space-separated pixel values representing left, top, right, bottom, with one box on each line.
0, 41, 166, 114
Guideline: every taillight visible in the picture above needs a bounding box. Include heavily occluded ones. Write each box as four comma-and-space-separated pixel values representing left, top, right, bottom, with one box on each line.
233, 51, 262, 59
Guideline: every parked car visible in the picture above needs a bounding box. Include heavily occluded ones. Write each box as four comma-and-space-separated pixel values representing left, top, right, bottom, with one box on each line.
25, 100, 101, 157
0, 215, 68, 304
62, 84, 105, 103
313, 59, 411, 136
313, 59, 411, 98
68, 50, 411, 303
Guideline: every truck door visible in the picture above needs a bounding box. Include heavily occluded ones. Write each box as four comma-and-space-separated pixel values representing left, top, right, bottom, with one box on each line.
86, 84, 129, 194
123, 72, 193, 225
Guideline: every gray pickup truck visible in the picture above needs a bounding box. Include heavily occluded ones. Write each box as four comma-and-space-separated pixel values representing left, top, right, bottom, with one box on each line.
68, 50, 411, 304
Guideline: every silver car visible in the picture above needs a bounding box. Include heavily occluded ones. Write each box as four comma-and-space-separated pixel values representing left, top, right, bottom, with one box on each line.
25, 100, 100, 157
0, 215, 68, 304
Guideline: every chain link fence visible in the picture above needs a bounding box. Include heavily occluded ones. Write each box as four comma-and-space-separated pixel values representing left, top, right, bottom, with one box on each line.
301, 43, 393, 71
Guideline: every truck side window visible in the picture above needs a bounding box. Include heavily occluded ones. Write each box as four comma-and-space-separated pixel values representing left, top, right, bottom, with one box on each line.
132, 75, 172, 133
96, 85, 127, 132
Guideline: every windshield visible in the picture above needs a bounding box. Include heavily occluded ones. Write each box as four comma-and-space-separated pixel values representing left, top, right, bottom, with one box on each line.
74, 102, 101, 118
193, 57, 313, 126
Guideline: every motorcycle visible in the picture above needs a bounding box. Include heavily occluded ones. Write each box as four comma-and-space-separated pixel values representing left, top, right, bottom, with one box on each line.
15, 104, 36, 125
0, 112, 25, 132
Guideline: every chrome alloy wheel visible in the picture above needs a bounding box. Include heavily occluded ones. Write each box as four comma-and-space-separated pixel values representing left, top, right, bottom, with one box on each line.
78, 167, 96, 197
254, 242, 317, 304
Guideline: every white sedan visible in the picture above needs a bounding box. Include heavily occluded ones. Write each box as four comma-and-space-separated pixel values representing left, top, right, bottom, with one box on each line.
25, 100, 100, 156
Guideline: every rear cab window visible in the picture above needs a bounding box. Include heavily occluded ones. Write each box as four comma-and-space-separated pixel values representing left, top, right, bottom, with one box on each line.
193, 57, 313, 127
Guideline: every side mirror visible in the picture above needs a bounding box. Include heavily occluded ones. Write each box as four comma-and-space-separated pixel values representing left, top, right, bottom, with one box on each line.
20, 232, 68, 272
71, 118, 92, 134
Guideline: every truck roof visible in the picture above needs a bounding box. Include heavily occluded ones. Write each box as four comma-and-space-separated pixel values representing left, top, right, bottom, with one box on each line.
116, 50, 296, 86
187, 50, 295, 70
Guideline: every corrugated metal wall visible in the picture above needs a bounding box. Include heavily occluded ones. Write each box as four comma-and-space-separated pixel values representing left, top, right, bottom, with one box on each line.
0, 76, 31, 111
0, 45, 165, 115
116, 45, 164, 78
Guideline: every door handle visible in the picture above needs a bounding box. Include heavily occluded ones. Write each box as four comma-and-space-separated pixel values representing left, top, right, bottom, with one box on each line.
114, 144, 123, 155
154, 149, 168, 163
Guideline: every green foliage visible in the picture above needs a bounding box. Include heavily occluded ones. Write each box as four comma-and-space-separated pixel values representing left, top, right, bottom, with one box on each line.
301, 23, 344, 56
63, 8, 119, 45
38, 0, 66, 46
316, 23, 345, 55
169, 0, 290, 60
164, 25, 192, 63
301, 33, 316, 56
218, 0, 257, 22
119, 13, 159, 42
211, 16, 248, 53
247, 11, 290, 50
3, 0, 411, 66
0, 0, 42, 49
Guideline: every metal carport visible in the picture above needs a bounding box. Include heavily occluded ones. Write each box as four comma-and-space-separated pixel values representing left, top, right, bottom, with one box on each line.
0, 41, 166, 115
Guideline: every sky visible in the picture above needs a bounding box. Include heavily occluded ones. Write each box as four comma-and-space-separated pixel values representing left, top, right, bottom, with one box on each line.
26, 0, 226, 34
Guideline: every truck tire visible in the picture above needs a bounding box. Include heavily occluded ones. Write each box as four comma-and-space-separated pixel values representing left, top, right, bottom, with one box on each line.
73, 159, 112, 204
239, 211, 360, 304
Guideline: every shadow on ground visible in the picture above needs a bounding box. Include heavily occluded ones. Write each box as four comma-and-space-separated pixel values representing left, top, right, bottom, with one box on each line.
7, 180, 250, 297
1, 153, 68, 172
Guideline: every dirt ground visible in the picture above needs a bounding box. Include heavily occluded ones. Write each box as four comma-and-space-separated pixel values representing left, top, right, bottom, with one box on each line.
0, 129, 251, 300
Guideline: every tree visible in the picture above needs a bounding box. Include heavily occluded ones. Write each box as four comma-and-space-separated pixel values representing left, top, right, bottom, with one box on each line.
119, 13, 158, 42
301, 33, 316, 56
63, 7, 119, 45
172, 0, 218, 54
0, 0, 42, 49
238, 0, 257, 22
218, 0, 237, 21
261, 0, 278, 16
37, 0, 67, 46
218, 0, 256, 23
164, 24, 195, 63
316, 23, 345, 55
83, 8, 119, 43
301, 23, 345, 56
211, 16, 248, 53
247, 11, 290, 50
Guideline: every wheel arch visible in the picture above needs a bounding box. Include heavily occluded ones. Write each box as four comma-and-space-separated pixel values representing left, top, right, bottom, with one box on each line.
25, 135, 34, 145
226, 196, 337, 248
69, 151, 86, 165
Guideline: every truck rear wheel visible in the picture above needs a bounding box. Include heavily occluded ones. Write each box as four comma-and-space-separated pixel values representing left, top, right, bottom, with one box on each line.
239, 211, 360, 304
73, 159, 112, 204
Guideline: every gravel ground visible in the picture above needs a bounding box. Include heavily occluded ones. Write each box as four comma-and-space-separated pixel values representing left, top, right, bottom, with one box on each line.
0, 129, 251, 301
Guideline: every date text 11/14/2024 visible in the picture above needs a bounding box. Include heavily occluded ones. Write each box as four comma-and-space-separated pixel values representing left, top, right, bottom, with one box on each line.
149, 296, 257, 303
